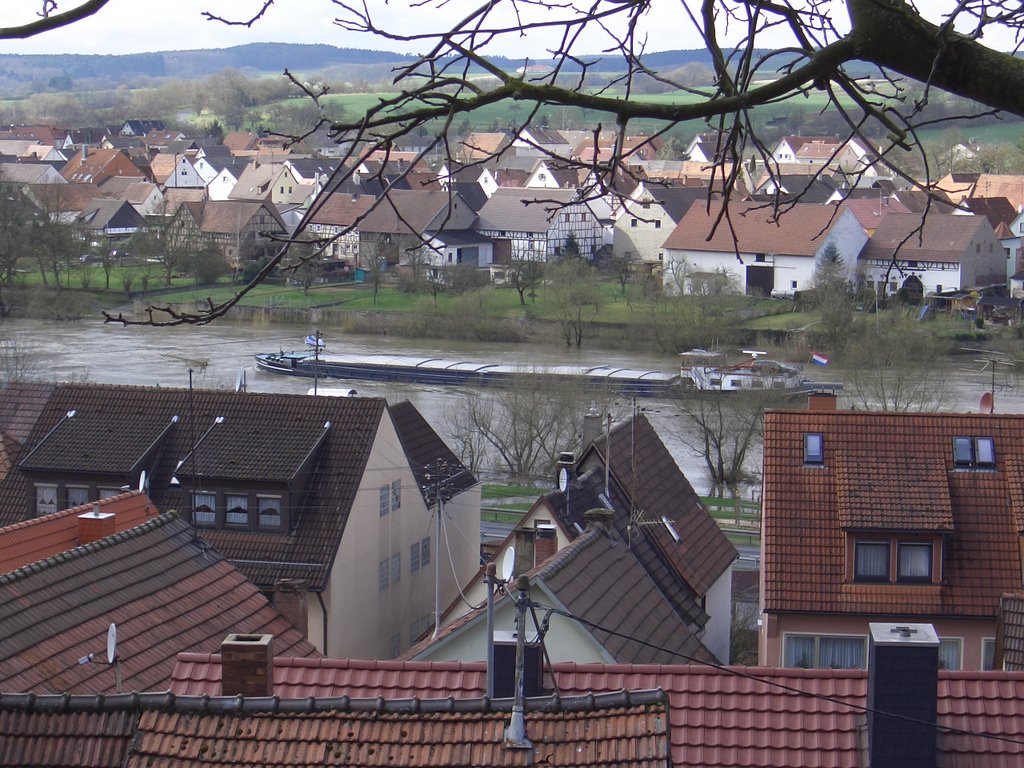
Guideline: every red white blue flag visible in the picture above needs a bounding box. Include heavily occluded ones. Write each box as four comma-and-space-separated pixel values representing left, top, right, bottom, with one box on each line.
811, 352, 829, 366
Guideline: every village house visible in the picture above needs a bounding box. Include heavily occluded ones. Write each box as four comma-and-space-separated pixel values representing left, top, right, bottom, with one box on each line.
858, 211, 1006, 298
61, 146, 147, 186
167, 199, 287, 266
661, 200, 867, 296
613, 181, 713, 268
357, 188, 478, 270
760, 399, 1024, 671
0, 383, 480, 661
474, 188, 603, 263
418, 413, 736, 665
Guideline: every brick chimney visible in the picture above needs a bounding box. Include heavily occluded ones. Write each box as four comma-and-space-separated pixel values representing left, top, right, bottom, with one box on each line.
220, 633, 274, 697
807, 391, 838, 411
78, 506, 115, 545
272, 579, 309, 637
866, 622, 939, 768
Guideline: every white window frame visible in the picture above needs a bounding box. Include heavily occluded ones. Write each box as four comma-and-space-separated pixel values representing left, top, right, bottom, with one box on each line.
193, 491, 216, 527
379, 485, 389, 516
391, 479, 401, 512
938, 637, 962, 670
782, 633, 867, 669
257, 495, 282, 530
66, 485, 90, 509
982, 637, 997, 670
225, 493, 249, 527
35, 484, 58, 516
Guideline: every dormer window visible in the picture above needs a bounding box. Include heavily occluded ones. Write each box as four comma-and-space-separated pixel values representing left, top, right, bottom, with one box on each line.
804, 433, 824, 465
851, 535, 938, 584
953, 436, 995, 468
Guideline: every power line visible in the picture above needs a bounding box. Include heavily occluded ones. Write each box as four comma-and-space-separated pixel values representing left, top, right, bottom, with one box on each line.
532, 602, 1024, 750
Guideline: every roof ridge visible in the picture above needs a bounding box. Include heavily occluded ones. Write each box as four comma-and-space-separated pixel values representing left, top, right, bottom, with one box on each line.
0, 511, 181, 586
0, 688, 666, 715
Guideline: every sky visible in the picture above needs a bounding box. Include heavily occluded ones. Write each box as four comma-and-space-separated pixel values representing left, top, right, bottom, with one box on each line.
1, 1, 1017, 58
2, 0, 692, 57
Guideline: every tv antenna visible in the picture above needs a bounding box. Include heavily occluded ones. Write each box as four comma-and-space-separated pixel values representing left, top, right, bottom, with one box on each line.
960, 348, 1017, 412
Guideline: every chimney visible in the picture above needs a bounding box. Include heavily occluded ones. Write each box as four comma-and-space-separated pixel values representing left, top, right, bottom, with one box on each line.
866, 622, 939, 768
584, 507, 614, 533
807, 391, 838, 411
534, 523, 558, 565
492, 632, 543, 698
272, 579, 309, 637
220, 633, 274, 697
581, 401, 602, 449
78, 505, 115, 545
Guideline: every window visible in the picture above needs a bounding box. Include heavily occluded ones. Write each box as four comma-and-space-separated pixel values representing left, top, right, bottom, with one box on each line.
421, 537, 431, 567
35, 484, 58, 516
654, 220, 661, 229
66, 486, 89, 508
854, 541, 890, 581
938, 638, 962, 670
630, 218, 638, 228
390, 633, 400, 658
390, 553, 401, 585
410, 541, 421, 573
257, 495, 281, 529
982, 638, 997, 670
193, 491, 216, 526
852, 537, 935, 583
391, 479, 401, 512
98, 487, 121, 499
953, 436, 995, 468
379, 558, 389, 591
225, 494, 249, 527
791, 280, 798, 290
897, 542, 932, 581
379, 485, 389, 516
804, 433, 824, 464
783, 634, 866, 669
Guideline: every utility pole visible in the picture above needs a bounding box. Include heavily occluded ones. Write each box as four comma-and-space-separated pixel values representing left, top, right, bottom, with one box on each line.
504, 574, 533, 749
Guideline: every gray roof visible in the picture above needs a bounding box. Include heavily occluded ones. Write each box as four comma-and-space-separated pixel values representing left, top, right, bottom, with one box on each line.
0, 513, 318, 694
475, 188, 579, 232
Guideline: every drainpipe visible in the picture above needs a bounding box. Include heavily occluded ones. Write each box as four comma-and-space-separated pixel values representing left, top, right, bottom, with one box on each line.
316, 592, 328, 654
485, 562, 496, 699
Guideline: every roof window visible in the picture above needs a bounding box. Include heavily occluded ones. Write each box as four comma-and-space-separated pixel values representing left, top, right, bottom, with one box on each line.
803, 433, 824, 465
953, 436, 995, 468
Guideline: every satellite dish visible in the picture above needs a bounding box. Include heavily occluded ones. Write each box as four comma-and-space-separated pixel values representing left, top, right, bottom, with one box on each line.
980, 391, 994, 414
137, 470, 147, 493
558, 467, 569, 492
501, 547, 516, 582
106, 622, 117, 664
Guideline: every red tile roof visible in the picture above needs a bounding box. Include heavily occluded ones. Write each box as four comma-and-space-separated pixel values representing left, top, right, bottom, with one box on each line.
662, 200, 844, 255
0, 490, 158, 573
0, 513, 319, 694
167, 657, 1024, 768
763, 410, 1024, 617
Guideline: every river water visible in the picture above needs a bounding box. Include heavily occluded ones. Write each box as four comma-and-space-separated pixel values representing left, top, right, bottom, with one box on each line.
3, 316, 1023, 494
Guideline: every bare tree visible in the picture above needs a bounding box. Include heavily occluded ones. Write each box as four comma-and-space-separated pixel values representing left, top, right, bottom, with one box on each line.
844, 310, 953, 411
544, 259, 601, 348
444, 377, 585, 480
673, 388, 787, 489
8, 2, 1024, 326
0, 332, 40, 382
